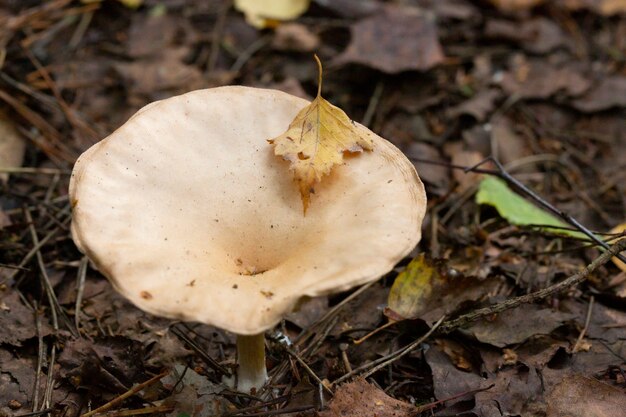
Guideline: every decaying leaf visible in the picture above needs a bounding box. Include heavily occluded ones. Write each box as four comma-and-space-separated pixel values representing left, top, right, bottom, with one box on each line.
319, 378, 414, 417
387, 254, 499, 325
476, 176, 581, 238
463, 304, 575, 347
235, 0, 310, 29
268, 56, 374, 213
334, 4, 444, 73
546, 375, 626, 417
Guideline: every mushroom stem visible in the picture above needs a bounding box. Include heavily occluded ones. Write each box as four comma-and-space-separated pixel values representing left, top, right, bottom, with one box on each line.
236, 333, 267, 393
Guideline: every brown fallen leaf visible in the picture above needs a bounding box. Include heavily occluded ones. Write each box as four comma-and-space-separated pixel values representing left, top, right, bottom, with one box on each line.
319, 378, 415, 417
271, 23, 320, 52
485, 17, 572, 54
571, 76, 626, 112
547, 375, 626, 417
334, 5, 444, 73
0, 290, 51, 346
500, 57, 590, 99
268, 56, 374, 212
446, 89, 502, 121
463, 304, 576, 348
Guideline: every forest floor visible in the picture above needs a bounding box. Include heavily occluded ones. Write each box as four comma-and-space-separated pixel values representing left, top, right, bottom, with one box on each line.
1, 1, 626, 416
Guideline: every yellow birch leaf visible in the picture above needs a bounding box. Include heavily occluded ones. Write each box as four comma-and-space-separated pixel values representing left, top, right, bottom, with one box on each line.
268, 55, 374, 213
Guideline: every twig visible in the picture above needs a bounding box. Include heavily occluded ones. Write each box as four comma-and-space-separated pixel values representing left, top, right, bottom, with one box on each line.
80, 371, 169, 417
230, 36, 270, 73
33, 304, 44, 412
332, 316, 445, 386
573, 296, 594, 353
438, 239, 626, 333
236, 405, 316, 417
413, 384, 495, 414
24, 208, 75, 335
207, 0, 231, 72
89, 405, 174, 417
284, 348, 334, 396
361, 81, 384, 127
296, 281, 376, 346
0, 166, 70, 175
75, 256, 88, 335
469, 157, 626, 264
360, 316, 444, 380
170, 325, 231, 377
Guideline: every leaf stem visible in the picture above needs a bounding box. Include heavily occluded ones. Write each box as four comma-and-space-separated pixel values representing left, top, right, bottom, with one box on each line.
313, 54, 322, 98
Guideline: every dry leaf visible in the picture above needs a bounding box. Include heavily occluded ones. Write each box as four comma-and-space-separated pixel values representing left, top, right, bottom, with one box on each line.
547, 375, 626, 417
386, 254, 499, 325
0, 113, 26, 184
319, 378, 414, 417
268, 56, 374, 213
334, 5, 444, 74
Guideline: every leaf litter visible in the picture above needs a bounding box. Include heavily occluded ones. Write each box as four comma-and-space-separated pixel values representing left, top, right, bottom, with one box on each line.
0, 1, 625, 416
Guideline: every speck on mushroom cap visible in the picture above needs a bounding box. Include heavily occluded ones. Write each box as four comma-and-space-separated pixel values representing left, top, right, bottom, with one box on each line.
70, 86, 426, 335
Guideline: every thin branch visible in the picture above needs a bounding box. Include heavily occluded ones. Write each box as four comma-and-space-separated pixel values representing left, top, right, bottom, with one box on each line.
80, 371, 169, 417
468, 156, 626, 264
332, 316, 444, 386
438, 239, 626, 333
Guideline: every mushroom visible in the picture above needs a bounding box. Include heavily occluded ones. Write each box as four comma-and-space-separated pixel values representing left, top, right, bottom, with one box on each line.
69, 86, 427, 393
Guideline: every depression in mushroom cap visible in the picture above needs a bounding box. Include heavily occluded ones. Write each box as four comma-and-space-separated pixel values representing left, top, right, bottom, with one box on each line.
70, 86, 427, 336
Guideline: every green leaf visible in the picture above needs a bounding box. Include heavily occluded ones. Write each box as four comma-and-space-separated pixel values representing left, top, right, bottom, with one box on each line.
475, 176, 580, 238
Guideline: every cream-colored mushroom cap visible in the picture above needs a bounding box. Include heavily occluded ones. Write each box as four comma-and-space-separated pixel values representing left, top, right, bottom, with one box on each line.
70, 86, 427, 335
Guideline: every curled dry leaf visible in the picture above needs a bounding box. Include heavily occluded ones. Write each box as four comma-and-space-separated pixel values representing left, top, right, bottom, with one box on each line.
268, 56, 374, 213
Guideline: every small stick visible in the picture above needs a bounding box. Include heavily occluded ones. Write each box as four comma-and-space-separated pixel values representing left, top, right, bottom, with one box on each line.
360, 316, 444, 380
413, 384, 495, 414
33, 304, 44, 412
361, 81, 384, 128
332, 316, 444, 386
468, 156, 626, 264
0, 167, 70, 175
90, 405, 174, 417
232, 405, 316, 417
75, 256, 88, 335
80, 371, 169, 417
284, 348, 333, 396
573, 296, 594, 353
438, 239, 626, 333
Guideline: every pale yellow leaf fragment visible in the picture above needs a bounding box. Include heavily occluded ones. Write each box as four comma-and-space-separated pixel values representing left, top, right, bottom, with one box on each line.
235, 0, 310, 29
269, 56, 374, 213
610, 222, 626, 272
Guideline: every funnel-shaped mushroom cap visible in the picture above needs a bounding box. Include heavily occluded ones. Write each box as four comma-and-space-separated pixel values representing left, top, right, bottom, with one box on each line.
70, 87, 426, 335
